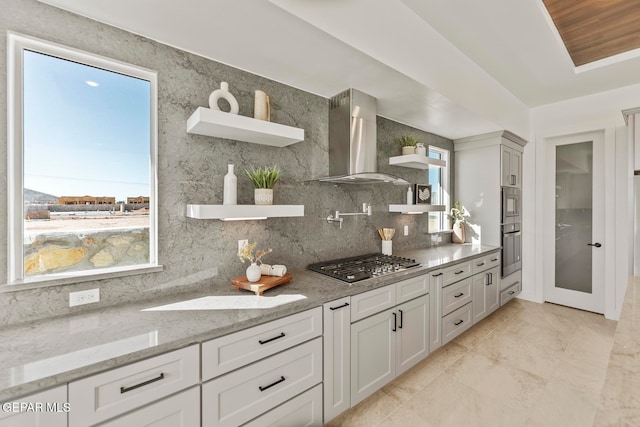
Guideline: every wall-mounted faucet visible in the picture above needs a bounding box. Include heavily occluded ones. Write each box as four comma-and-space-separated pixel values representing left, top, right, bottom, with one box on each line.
327, 203, 371, 229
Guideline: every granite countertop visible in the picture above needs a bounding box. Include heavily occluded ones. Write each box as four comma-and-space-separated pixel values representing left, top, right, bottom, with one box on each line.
594, 276, 640, 425
0, 243, 499, 401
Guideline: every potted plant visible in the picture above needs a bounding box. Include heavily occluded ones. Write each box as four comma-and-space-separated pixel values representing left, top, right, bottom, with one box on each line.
396, 135, 419, 155
244, 165, 281, 205
448, 201, 469, 244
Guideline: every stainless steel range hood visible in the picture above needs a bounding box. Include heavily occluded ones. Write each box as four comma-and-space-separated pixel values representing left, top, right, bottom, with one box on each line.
316, 89, 408, 185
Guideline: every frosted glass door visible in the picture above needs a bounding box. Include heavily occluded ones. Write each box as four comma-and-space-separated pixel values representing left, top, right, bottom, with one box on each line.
555, 141, 593, 293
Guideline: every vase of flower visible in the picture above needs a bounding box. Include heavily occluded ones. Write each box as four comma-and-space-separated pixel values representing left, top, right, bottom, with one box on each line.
452, 221, 465, 244
448, 201, 469, 244
245, 262, 261, 282
245, 165, 281, 206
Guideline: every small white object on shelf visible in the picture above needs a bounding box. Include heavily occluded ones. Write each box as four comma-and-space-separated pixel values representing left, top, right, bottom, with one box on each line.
209, 82, 239, 114
388, 204, 446, 214
389, 154, 446, 170
186, 204, 304, 220
187, 107, 304, 147
223, 164, 237, 205
406, 187, 413, 205
381, 240, 392, 255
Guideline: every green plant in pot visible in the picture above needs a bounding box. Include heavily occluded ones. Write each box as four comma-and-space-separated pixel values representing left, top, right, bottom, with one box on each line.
396, 135, 419, 155
448, 200, 469, 244
244, 165, 281, 205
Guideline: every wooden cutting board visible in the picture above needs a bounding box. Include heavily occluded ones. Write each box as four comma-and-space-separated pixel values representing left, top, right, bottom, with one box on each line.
231, 273, 293, 296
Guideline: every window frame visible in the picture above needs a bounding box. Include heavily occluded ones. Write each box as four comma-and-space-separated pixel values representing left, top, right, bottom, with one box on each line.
428, 146, 451, 232
7, 32, 160, 286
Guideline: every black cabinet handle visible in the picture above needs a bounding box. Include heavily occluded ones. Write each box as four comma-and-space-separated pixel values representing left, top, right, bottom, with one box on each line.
587, 243, 602, 248
392, 312, 397, 332
432, 272, 443, 277
486, 273, 493, 286
398, 310, 403, 329
259, 332, 285, 345
329, 302, 350, 311
453, 319, 464, 326
508, 291, 515, 295
454, 292, 464, 298
454, 270, 465, 275
120, 373, 165, 394
477, 262, 485, 267
491, 258, 499, 262
259, 376, 286, 392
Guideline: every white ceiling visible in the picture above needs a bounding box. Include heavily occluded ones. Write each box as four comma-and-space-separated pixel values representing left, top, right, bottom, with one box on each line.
36, 0, 640, 140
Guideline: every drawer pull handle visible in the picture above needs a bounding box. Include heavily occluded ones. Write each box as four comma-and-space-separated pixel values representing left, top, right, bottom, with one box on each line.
259, 332, 286, 345
259, 376, 286, 392
477, 262, 485, 266
120, 373, 165, 394
454, 270, 465, 275
453, 319, 464, 326
392, 312, 397, 332
329, 302, 350, 311
508, 291, 516, 295
398, 309, 403, 329
491, 258, 499, 262
454, 292, 464, 298
432, 272, 443, 277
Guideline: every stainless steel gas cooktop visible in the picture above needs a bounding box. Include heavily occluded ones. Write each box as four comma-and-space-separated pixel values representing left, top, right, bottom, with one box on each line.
307, 253, 420, 283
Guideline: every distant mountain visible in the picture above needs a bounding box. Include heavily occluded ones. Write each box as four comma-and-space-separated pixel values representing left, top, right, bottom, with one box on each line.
24, 188, 58, 204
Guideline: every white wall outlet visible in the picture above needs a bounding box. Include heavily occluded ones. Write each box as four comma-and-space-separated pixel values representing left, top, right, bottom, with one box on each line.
238, 239, 248, 251
404, 225, 409, 236
69, 288, 100, 307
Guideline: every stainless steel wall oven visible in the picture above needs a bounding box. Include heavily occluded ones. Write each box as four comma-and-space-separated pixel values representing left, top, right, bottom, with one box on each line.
501, 186, 521, 277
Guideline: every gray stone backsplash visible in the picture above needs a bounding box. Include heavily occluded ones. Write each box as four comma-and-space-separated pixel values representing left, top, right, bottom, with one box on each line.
0, 0, 453, 326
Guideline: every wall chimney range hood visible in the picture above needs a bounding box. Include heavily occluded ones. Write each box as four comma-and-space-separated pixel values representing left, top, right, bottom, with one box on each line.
316, 89, 408, 185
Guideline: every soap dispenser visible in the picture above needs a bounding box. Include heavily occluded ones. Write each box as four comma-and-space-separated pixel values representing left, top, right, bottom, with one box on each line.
406, 186, 413, 205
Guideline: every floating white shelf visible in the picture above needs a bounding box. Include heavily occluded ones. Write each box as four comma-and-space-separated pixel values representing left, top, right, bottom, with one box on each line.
186, 204, 304, 221
388, 204, 446, 214
187, 107, 305, 147
389, 154, 446, 170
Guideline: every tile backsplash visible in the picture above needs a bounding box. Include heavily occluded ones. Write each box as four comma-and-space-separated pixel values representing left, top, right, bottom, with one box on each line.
0, 0, 453, 325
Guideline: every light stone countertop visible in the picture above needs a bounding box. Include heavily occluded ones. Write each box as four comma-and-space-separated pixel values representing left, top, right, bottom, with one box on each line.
0, 243, 499, 402
594, 275, 640, 426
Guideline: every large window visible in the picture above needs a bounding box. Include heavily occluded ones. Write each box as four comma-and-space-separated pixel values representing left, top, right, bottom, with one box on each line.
428, 147, 451, 232
8, 33, 158, 285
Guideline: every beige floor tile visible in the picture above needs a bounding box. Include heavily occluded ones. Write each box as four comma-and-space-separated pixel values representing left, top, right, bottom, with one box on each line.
378, 404, 436, 427
382, 342, 467, 403
525, 381, 599, 427
325, 389, 399, 427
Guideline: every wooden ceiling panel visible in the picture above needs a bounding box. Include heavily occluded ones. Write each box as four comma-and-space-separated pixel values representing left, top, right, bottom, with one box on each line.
542, 0, 640, 66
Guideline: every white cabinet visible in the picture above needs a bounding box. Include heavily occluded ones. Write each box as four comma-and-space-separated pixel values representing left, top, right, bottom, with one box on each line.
350, 293, 429, 406
98, 387, 200, 427
442, 303, 473, 345
243, 384, 323, 427
502, 145, 522, 188
0, 386, 68, 427
428, 269, 444, 352
68, 345, 199, 427
323, 297, 351, 423
350, 285, 395, 322
472, 266, 500, 324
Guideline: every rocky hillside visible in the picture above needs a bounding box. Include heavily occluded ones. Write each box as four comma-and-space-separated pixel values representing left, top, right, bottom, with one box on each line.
24, 188, 58, 204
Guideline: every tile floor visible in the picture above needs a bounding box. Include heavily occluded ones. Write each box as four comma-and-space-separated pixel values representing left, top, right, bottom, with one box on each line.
326, 299, 618, 427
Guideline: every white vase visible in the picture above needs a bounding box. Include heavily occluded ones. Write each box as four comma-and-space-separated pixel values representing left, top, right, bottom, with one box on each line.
416, 143, 427, 156
402, 146, 416, 155
209, 82, 239, 114
223, 164, 237, 205
254, 188, 273, 205
254, 90, 271, 121
246, 262, 261, 282
381, 240, 392, 255
452, 221, 465, 244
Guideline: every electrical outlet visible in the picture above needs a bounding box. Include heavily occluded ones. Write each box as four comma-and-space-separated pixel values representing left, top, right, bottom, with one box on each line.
238, 239, 248, 251
69, 288, 100, 307
404, 225, 409, 236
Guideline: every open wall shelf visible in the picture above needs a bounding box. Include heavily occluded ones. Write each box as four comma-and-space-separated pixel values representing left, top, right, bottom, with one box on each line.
186, 204, 304, 221
389, 154, 446, 170
388, 204, 446, 214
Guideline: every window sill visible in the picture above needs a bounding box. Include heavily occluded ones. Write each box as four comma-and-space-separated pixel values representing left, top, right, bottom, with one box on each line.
0, 264, 164, 293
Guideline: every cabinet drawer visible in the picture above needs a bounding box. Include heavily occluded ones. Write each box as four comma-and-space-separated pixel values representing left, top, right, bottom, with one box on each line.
203, 307, 322, 380
0, 386, 67, 427
99, 387, 199, 427
442, 303, 473, 345
442, 277, 472, 316
471, 252, 501, 275
351, 285, 395, 323
443, 261, 472, 286
396, 274, 428, 304
500, 282, 522, 306
242, 384, 322, 427
69, 345, 199, 427
202, 338, 322, 427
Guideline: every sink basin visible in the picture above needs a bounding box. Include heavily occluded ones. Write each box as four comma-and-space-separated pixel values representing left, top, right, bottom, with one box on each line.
143, 294, 307, 311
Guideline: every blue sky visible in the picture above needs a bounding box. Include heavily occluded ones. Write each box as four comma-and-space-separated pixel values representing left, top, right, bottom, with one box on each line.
23, 50, 150, 201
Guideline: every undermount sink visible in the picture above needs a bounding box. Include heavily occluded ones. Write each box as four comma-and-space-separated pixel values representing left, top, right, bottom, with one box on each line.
143, 294, 307, 311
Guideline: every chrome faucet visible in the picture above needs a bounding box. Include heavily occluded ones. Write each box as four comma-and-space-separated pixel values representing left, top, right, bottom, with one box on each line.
327, 203, 371, 229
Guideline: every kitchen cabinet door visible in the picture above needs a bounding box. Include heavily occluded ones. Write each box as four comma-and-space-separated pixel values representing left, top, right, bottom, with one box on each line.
502, 146, 522, 188
486, 266, 501, 316
428, 269, 443, 352
472, 267, 500, 324
511, 149, 522, 188
323, 297, 351, 423
350, 308, 395, 406
395, 295, 429, 376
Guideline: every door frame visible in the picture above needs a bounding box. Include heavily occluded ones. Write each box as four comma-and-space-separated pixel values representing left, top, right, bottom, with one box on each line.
543, 130, 606, 313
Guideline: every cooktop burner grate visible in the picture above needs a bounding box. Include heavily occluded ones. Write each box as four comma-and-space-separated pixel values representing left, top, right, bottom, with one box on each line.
307, 253, 420, 283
